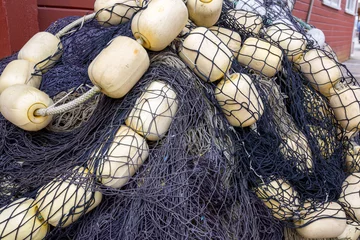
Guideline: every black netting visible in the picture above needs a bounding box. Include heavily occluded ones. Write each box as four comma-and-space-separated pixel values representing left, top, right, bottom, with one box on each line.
1, 0, 360, 239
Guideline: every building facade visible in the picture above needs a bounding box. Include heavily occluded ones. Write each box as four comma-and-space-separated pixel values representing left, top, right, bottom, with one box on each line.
292, 0, 358, 62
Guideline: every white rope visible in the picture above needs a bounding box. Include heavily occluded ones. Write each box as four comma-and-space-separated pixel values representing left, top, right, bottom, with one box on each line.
35, 86, 101, 116
55, 12, 96, 38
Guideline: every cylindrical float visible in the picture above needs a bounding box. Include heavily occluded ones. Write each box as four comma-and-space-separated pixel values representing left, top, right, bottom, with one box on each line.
339, 173, 360, 222
179, 27, 233, 82
265, 23, 307, 62
89, 125, 149, 188
308, 125, 335, 159
295, 49, 341, 97
186, 0, 223, 27
227, 10, 263, 34
295, 201, 346, 239
94, 0, 138, 26
235, 0, 266, 17
279, 132, 313, 172
306, 28, 325, 49
0, 60, 42, 93
131, 0, 188, 51
126, 80, 178, 141
0, 198, 49, 240
238, 37, 283, 77
337, 221, 360, 240
18, 32, 62, 71
88, 36, 150, 98
346, 145, 360, 173
209, 26, 242, 58
0, 85, 53, 131
256, 178, 300, 220
215, 73, 264, 127
329, 85, 360, 132
35, 167, 102, 227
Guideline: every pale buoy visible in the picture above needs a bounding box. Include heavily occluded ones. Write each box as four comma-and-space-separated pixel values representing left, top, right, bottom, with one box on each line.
303, 86, 333, 121
307, 28, 325, 49
307, 125, 335, 159
35, 167, 102, 227
265, 23, 307, 62
346, 145, 360, 173
94, 0, 138, 26
88, 36, 149, 98
237, 37, 283, 77
329, 85, 360, 132
215, 73, 264, 127
295, 49, 341, 97
295, 201, 346, 239
0, 59, 42, 94
227, 10, 263, 34
235, 0, 266, 16
323, 42, 338, 61
0, 198, 49, 240
18, 32, 62, 70
256, 178, 299, 220
271, 18, 296, 30
0, 85, 53, 131
131, 0, 188, 51
337, 221, 360, 240
89, 125, 149, 188
186, 0, 223, 27
126, 80, 178, 141
179, 27, 233, 82
339, 173, 360, 222
209, 26, 242, 58
337, 126, 358, 141
280, 132, 313, 172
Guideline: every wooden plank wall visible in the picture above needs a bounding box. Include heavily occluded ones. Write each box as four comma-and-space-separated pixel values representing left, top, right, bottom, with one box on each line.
37, 0, 94, 31
293, 0, 355, 62
0, 0, 12, 58
0, 0, 39, 58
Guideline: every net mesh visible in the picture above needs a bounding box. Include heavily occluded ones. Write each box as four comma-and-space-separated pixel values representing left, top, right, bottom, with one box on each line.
0, 0, 360, 239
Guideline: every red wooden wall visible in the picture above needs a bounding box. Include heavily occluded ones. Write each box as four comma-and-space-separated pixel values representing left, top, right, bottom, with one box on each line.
0, 0, 93, 59
292, 0, 356, 62
37, 0, 93, 31
0, 0, 39, 59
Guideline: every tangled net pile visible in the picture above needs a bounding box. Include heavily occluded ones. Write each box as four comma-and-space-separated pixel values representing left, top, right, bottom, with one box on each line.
1, 0, 360, 239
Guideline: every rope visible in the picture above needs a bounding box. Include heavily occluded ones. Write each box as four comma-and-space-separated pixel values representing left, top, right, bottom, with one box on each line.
55, 13, 96, 38
35, 86, 101, 116
46, 86, 101, 132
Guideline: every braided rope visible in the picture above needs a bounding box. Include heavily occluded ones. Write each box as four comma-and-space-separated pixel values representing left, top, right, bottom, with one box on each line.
35, 86, 101, 116
55, 13, 97, 38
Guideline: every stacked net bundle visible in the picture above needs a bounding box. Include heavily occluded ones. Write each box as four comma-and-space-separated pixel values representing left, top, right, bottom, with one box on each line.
0, 13, 284, 239
1, 0, 360, 239
0, 13, 135, 197
185, 0, 360, 238
222, 0, 360, 239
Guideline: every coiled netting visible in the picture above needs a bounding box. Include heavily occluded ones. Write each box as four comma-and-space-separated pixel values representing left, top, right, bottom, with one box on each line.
1, 0, 360, 239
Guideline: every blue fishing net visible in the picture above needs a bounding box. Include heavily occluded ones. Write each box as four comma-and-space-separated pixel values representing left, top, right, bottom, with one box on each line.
1, 0, 360, 239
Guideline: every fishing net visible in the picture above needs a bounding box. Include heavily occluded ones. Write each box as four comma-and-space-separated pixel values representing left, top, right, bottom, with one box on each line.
1, 0, 360, 239
218, 0, 359, 237
0, 13, 283, 240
